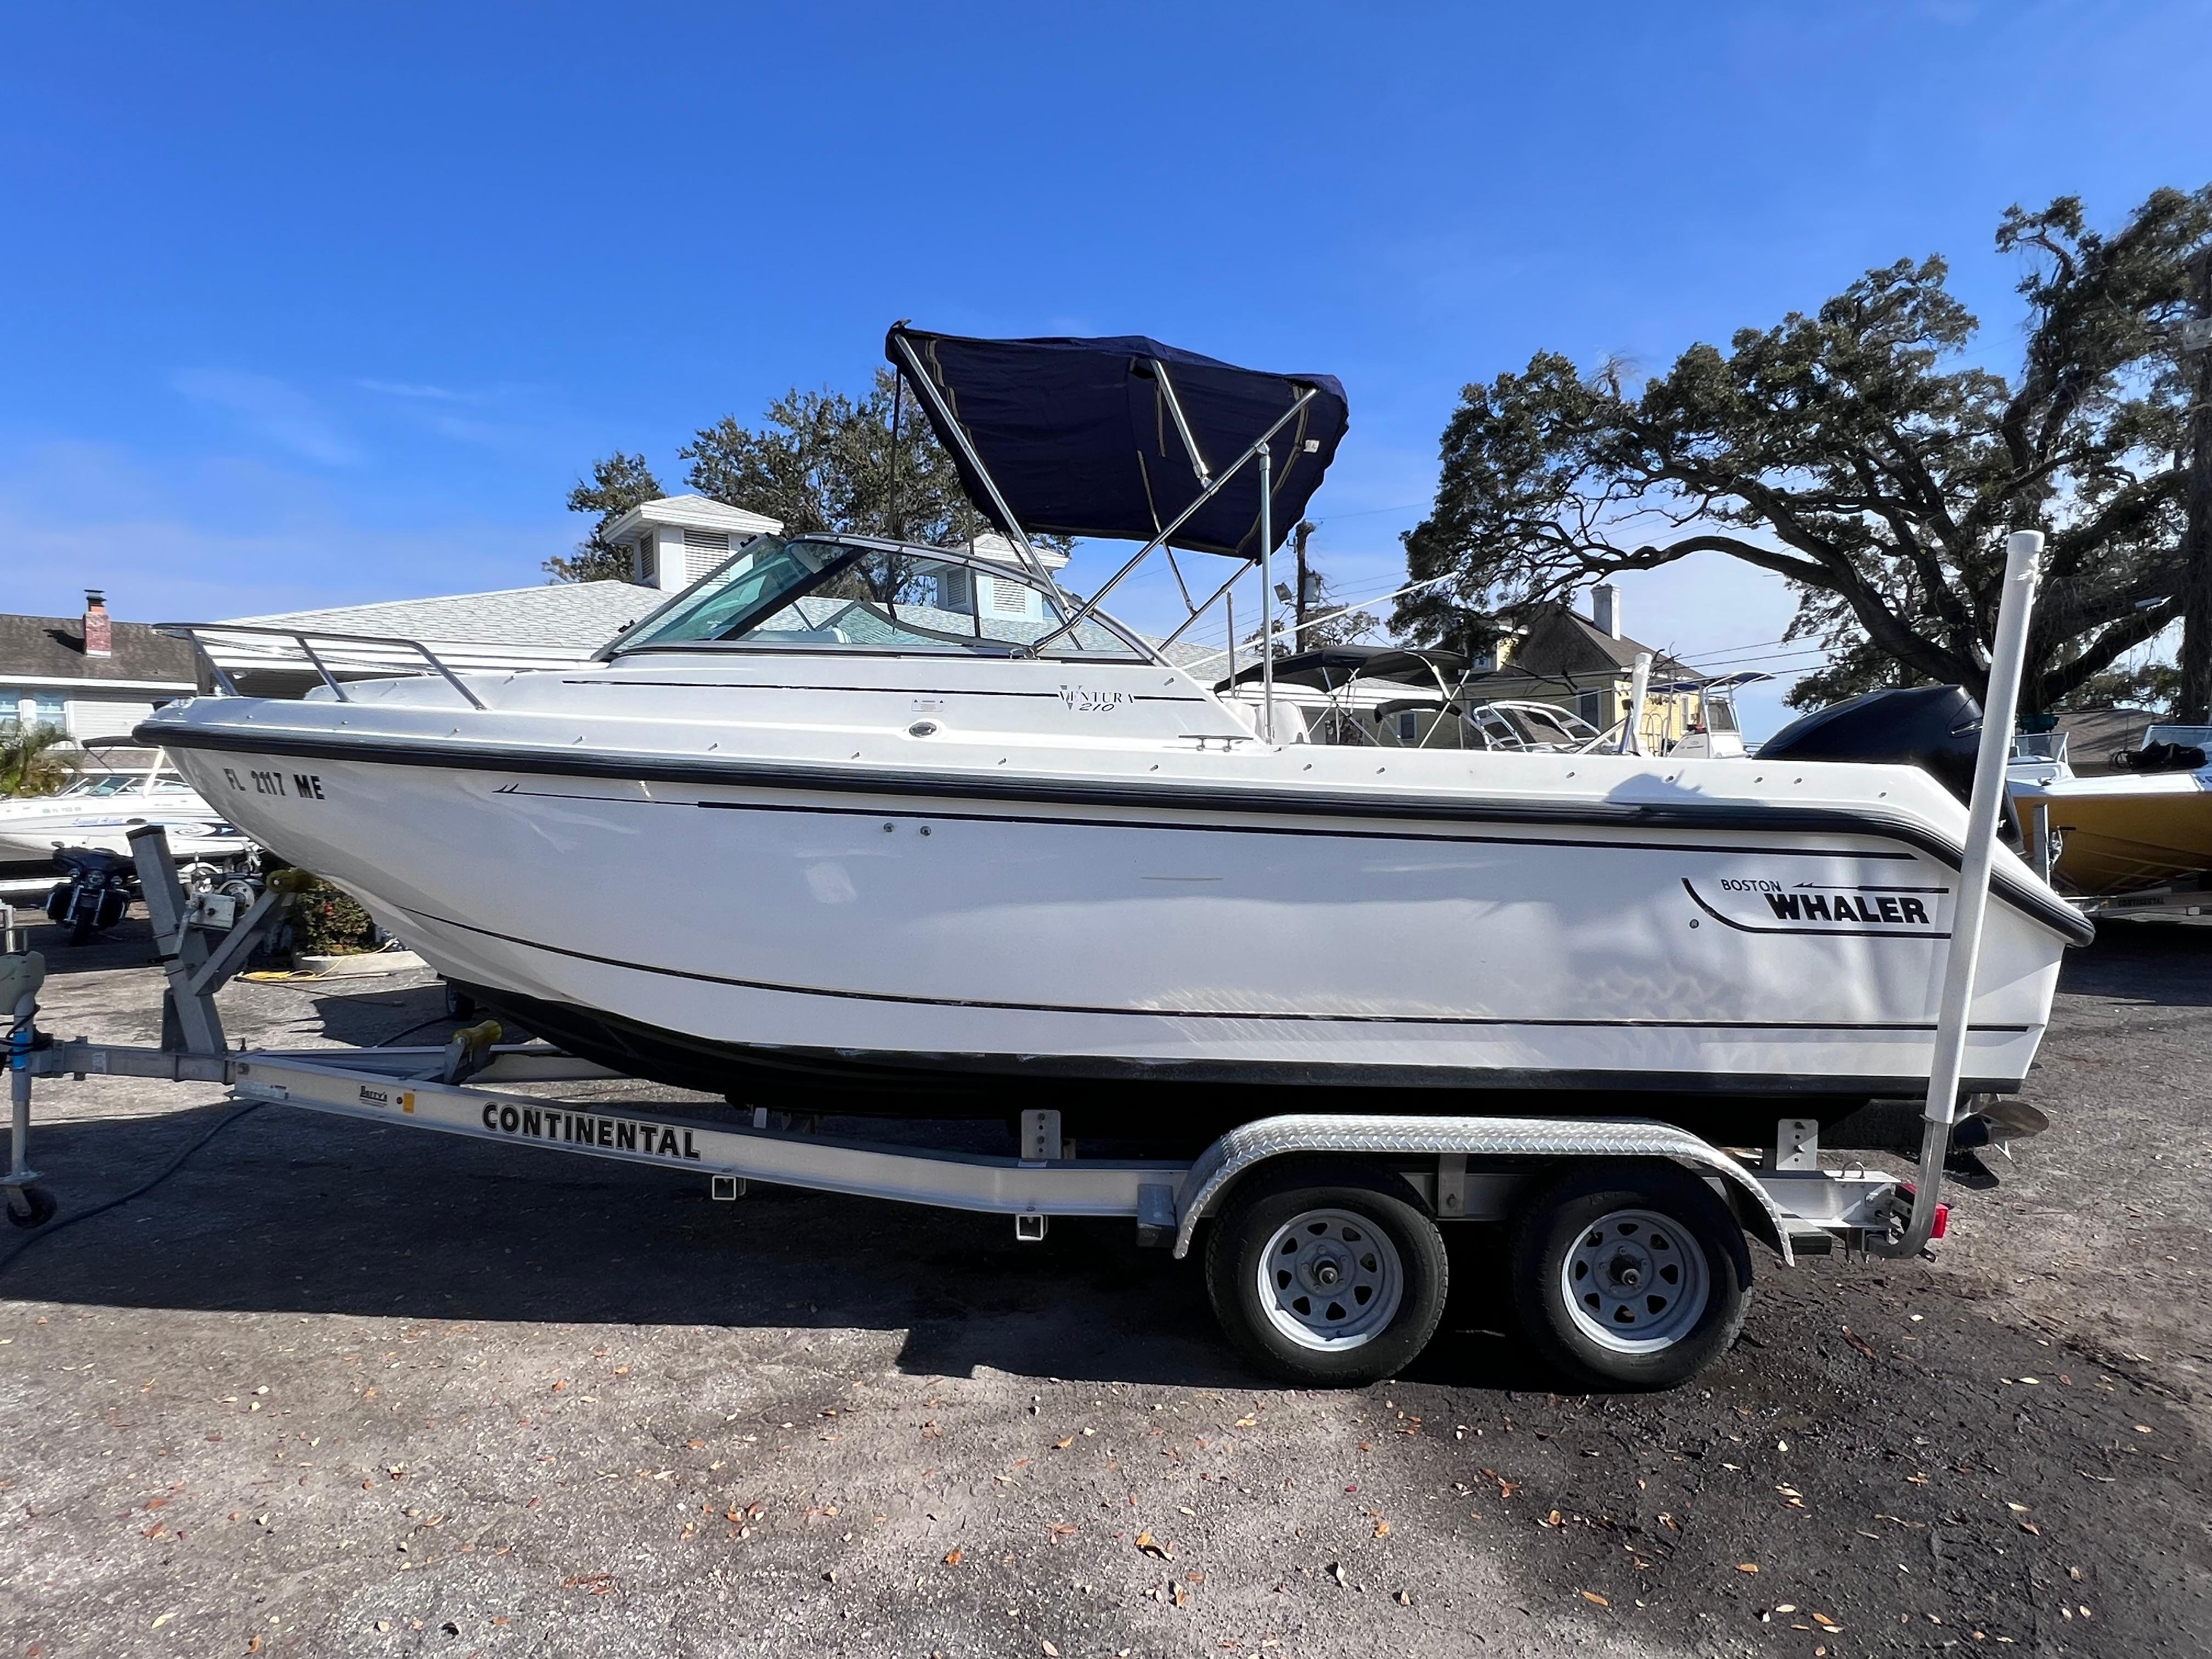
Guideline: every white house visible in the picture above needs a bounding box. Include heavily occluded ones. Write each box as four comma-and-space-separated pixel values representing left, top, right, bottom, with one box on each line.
594, 495, 1073, 625
598, 494, 786, 590
0, 591, 198, 741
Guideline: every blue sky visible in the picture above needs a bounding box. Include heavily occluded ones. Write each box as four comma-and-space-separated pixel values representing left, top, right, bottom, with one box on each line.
4, 1, 2207, 736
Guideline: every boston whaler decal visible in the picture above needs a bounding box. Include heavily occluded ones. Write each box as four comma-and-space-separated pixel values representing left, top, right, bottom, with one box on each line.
1684, 875, 1951, 937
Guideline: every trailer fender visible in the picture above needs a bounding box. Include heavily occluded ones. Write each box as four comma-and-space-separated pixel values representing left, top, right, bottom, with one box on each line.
1172, 1113, 1793, 1267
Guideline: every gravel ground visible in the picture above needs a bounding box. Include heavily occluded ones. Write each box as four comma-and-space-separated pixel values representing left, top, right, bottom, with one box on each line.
1, 911, 2208, 1657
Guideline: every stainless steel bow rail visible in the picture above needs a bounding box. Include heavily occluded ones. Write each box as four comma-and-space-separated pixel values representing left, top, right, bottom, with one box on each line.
158, 622, 489, 709
1, 837, 1973, 1390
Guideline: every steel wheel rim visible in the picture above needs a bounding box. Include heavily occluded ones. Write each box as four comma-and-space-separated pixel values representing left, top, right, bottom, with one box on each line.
1560, 1207, 1711, 1354
1255, 1207, 1405, 1352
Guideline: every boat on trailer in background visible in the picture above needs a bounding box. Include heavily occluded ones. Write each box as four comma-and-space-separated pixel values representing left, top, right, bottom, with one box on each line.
1216, 649, 1766, 760
0, 738, 253, 886
2008, 721, 2212, 901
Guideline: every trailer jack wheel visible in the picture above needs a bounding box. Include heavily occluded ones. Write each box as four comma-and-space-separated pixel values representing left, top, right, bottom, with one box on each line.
1204, 1164, 1448, 1387
1510, 1163, 1751, 1391
5, 1184, 57, 1230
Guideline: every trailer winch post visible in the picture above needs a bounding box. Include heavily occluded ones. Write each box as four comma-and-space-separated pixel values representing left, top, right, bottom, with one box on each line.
130, 825, 230, 1054
130, 825, 290, 1057
1875, 529, 2043, 1258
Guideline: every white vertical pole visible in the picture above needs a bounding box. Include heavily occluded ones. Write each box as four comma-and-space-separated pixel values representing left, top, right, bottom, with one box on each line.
1226, 592, 1237, 695
1882, 528, 2042, 1255
1620, 651, 1653, 755
1258, 442, 1275, 744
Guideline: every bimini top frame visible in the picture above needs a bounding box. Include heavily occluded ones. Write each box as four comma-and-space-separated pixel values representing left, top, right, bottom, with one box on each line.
887, 326, 1352, 737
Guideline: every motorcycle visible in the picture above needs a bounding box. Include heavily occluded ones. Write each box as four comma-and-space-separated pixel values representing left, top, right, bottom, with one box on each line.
43, 847, 137, 946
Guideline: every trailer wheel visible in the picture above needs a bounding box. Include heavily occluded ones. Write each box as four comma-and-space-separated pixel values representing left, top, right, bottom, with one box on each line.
1510, 1164, 1750, 1391
5, 1184, 58, 1230
1204, 1165, 1448, 1387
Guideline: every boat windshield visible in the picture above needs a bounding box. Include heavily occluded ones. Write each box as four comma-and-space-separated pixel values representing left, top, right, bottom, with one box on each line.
613, 535, 1144, 659
58, 775, 142, 798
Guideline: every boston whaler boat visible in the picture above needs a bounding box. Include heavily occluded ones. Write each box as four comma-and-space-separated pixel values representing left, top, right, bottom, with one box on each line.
143, 328, 2087, 1142
101, 329, 2080, 1387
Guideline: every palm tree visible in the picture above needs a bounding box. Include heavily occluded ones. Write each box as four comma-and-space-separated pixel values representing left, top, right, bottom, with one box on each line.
0, 723, 77, 797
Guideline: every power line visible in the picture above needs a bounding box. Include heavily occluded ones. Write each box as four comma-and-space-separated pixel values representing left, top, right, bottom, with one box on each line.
1308, 501, 1428, 523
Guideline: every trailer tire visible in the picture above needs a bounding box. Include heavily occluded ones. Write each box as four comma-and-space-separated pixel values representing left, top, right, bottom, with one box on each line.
1510, 1163, 1750, 1392
1204, 1164, 1448, 1387
6, 1184, 58, 1230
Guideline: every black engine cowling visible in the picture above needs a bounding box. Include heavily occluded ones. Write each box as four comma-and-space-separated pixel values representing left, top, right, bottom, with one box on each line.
1757, 685, 1983, 803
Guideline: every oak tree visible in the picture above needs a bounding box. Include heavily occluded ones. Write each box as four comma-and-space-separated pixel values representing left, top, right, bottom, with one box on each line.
1395, 186, 2212, 712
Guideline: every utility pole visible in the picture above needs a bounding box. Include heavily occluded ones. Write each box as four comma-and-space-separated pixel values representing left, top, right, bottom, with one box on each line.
1291, 520, 1314, 650
2178, 247, 2212, 722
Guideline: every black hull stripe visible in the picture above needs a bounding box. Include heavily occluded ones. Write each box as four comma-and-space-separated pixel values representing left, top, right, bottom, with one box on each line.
505, 781, 1930, 860
402, 904, 2034, 1034
144, 718, 2095, 946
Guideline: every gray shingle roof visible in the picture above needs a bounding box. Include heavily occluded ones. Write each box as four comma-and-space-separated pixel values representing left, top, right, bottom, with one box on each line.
219, 581, 662, 653
0, 612, 198, 686
1510, 606, 1701, 683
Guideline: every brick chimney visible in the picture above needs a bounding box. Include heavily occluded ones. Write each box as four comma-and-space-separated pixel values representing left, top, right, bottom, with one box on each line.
1591, 583, 1621, 640
82, 589, 112, 657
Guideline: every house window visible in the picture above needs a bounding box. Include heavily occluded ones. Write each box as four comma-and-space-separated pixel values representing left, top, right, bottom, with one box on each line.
1397, 710, 1420, 742
6, 691, 66, 731
1576, 690, 1604, 726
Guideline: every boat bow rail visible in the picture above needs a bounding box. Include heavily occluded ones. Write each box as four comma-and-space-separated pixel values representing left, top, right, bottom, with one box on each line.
160, 622, 495, 709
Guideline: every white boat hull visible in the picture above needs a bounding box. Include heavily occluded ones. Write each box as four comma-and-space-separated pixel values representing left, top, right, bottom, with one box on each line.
143, 656, 2080, 1128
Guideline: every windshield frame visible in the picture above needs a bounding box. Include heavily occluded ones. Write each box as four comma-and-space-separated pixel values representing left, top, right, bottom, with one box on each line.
600, 532, 1160, 664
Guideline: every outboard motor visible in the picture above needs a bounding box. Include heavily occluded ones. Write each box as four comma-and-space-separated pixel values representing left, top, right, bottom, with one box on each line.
44, 847, 136, 946
1757, 685, 1983, 803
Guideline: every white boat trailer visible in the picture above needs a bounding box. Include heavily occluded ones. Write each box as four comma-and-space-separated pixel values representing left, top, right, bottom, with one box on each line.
2, 534, 2050, 1389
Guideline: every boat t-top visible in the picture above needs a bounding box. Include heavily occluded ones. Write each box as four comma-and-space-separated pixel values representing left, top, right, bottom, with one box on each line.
141, 327, 2086, 1149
